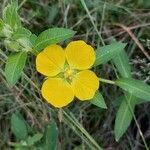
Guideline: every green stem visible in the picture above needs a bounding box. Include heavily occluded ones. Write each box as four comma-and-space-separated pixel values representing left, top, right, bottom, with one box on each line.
100, 78, 115, 85
80, 0, 105, 46
63, 110, 102, 150
18, 0, 27, 9
124, 94, 149, 150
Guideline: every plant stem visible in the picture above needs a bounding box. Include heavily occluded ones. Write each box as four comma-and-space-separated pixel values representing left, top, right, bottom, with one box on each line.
63, 110, 102, 150
100, 78, 115, 85
18, 0, 27, 9
80, 0, 105, 46
124, 94, 149, 150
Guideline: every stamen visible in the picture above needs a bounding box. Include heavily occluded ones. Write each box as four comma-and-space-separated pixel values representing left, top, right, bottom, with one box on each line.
63, 68, 75, 82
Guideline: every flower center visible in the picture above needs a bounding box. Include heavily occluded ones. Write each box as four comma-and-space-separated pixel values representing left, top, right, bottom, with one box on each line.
64, 68, 74, 81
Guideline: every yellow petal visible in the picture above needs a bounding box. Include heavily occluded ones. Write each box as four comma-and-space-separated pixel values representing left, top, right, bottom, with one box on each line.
65, 40, 95, 70
41, 78, 74, 108
36, 45, 65, 76
72, 70, 99, 100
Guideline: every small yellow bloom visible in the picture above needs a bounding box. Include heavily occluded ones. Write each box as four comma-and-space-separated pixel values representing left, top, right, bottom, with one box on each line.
36, 40, 99, 108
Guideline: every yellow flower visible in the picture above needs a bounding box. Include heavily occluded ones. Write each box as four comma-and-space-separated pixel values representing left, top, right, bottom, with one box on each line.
36, 40, 99, 108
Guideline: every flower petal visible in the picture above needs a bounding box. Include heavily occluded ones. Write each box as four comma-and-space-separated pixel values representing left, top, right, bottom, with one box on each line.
72, 70, 99, 100
65, 41, 95, 70
36, 45, 65, 76
41, 78, 74, 108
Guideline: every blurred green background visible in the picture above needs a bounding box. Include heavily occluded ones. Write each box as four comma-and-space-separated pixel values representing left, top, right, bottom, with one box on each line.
0, 0, 150, 149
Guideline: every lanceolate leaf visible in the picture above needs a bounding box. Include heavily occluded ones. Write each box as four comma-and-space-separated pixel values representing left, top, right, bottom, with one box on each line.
116, 78, 150, 101
0, 19, 4, 32
113, 50, 131, 78
3, 2, 21, 29
41, 121, 58, 150
33, 28, 76, 52
30, 34, 37, 46
112, 49, 137, 141
94, 42, 126, 67
13, 27, 31, 39
27, 133, 43, 146
115, 94, 136, 141
11, 113, 28, 140
90, 91, 107, 109
5, 52, 27, 86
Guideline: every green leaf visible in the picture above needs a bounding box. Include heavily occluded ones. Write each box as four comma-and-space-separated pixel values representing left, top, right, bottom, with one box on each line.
73, 145, 83, 150
116, 78, 150, 101
94, 42, 126, 67
0, 24, 13, 38
112, 50, 131, 78
13, 27, 31, 39
17, 38, 32, 50
30, 34, 37, 46
33, 28, 76, 52
27, 133, 43, 146
112, 50, 137, 141
48, 4, 59, 24
113, 95, 141, 108
90, 91, 107, 109
3, 2, 21, 29
5, 52, 27, 86
39, 121, 58, 150
0, 19, 4, 32
114, 94, 136, 141
12, 27, 34, 50
11, 113, 28, 140
4, 39, 21, 52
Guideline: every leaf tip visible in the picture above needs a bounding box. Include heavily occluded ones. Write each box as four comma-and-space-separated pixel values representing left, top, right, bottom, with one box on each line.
103, 105, 108, 109
115, 136, 119, 142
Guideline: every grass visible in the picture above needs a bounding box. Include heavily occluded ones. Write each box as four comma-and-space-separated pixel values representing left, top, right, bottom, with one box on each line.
0, 0, 150, 149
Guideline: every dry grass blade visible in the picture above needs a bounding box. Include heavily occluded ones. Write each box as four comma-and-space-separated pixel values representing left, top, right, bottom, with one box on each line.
115, 23, 150, 60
